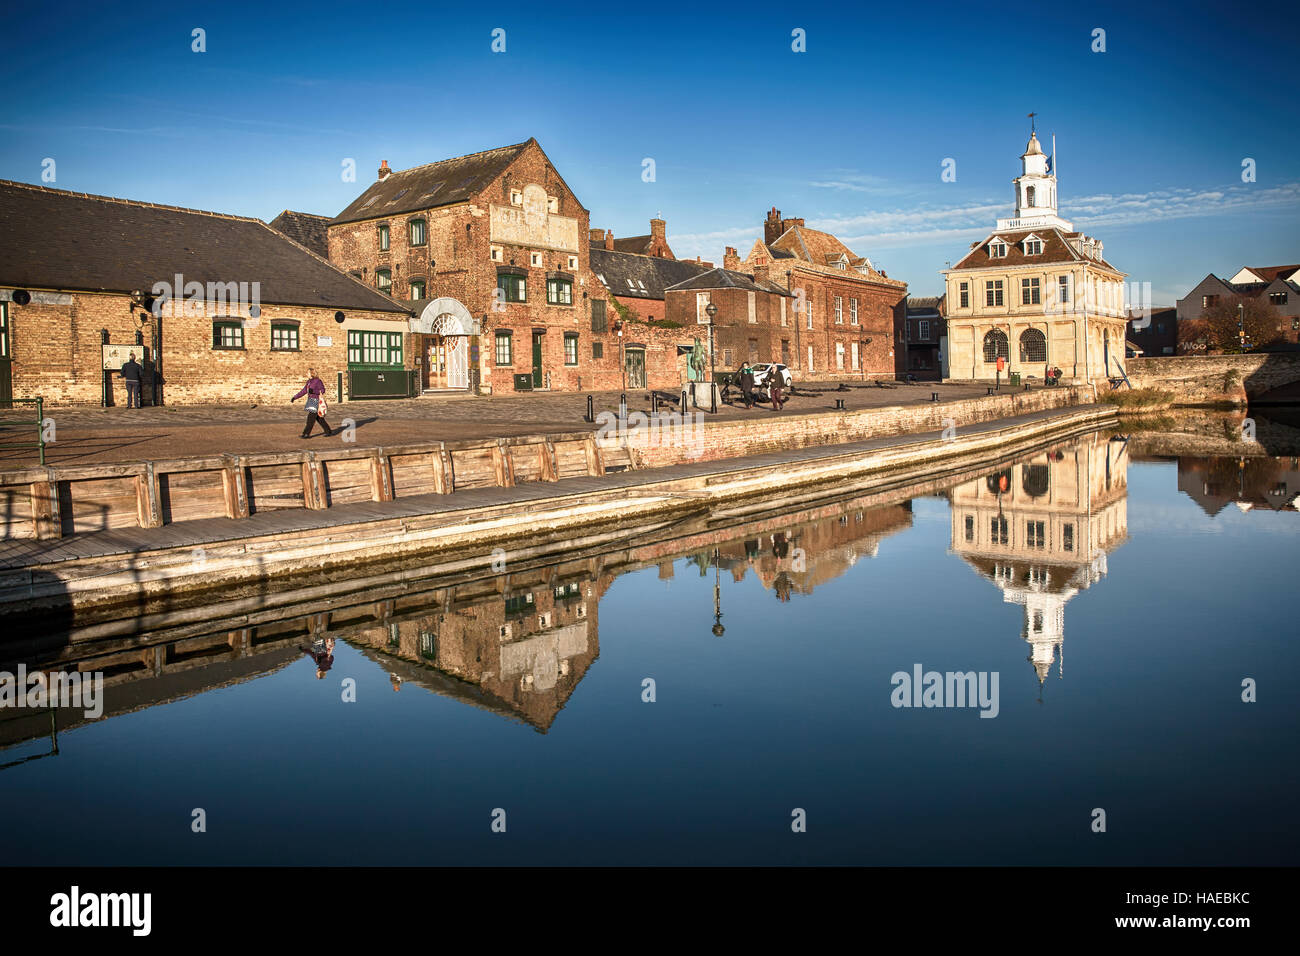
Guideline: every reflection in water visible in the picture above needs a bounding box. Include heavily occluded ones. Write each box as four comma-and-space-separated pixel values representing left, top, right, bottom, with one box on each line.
1177, 455, 1300, 515
948, 433, 1129, 688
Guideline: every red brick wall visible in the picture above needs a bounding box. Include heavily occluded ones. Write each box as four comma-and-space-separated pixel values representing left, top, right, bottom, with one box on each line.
328, 140, 626, 395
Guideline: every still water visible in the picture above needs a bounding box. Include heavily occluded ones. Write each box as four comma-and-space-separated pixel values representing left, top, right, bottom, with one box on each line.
1, 426, 1297, 866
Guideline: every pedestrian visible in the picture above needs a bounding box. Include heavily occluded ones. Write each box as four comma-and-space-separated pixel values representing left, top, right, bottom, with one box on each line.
739, 362, 755, 409
292, 368, 333, 438
121, 352, 143, 408
300, 637, 335, 680
768, 367, 786, 410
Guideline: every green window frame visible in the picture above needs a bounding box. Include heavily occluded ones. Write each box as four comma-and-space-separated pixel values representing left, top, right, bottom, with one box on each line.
498, 273, 526, 303
346, 329, 403, 368
590, 298, 607, 332
213, 320, 244, 350
547, 277, 573, 305
409, 279, 426, 300
270, 322, 300, 351
376, 269, 392, 294
409, 218, 426, 247
564, 332, 578, 365
592, 341, 603, 359
495, 331, 512, 366
378, 224, 390, 251
0, 302, 9, 359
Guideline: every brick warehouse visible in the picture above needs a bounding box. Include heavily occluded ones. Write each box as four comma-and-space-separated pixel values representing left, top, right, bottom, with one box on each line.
0, 179, 410, 406
739, 208, 908, 380
328, 138, 636, 394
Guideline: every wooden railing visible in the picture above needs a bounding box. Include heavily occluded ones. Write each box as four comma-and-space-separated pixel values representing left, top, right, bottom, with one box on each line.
0, 432, 635, 541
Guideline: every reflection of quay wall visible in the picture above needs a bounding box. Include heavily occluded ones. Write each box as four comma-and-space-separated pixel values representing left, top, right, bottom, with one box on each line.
949, 432, 1129, 684
1125, 408, 1300, 459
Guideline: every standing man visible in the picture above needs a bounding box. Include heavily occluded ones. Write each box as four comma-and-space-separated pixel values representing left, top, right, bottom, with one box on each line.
121, 352, 143, 408
768, 366, 786, 411
292, 368, 333, 438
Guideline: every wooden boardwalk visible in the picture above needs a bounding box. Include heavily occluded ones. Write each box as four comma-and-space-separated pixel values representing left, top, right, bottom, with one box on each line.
0, 404, 1114, 572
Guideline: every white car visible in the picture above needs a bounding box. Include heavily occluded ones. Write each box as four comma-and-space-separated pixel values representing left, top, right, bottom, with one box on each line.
752, 363, 793, 392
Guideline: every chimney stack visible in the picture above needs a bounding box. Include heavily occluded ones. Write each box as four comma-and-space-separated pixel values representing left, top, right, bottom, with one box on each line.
764, 207, 783, 245
378, 160, 391, 181
590, 228, 606, 243
752, 262, 770, 283
605, 230, 614, 251
650, 217, 666, 239
723, 247, 740, 271
781, 216, 805, 234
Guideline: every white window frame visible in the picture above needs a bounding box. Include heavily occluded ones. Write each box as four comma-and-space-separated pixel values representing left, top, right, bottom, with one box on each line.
835, 296, 843, 324
530, 251, 542, 267
850, 298, 858, 324
510, 189, 522, 206
490, 245, 503, 262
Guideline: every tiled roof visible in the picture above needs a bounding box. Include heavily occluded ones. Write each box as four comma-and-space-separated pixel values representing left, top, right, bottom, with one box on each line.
1245, 264, 1300, 282
769, 224, 895, 283
268, 209, 330, 258
331, 140, 531, 225
949, 227, 1122, 274
0, 179, 409, 313
612, 234, 655, 255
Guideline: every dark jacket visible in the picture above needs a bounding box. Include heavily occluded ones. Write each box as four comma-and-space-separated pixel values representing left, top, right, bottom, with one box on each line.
121, 360, 142, 382
739, 367, 755, 392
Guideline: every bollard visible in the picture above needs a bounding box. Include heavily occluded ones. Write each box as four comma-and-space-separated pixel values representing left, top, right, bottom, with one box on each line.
651, 392, 658, 415
710, 384, 717, 414
585, 394, 594, 423
931, 392, 939, 402
987, 387, 994, 395
1023, 383, 1030, 391
834, 398, 846, 410
619, 394, 627, 420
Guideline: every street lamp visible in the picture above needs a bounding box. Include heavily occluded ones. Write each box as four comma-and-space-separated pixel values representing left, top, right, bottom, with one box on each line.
712, 547, 725, 637
705, 301, 718, 383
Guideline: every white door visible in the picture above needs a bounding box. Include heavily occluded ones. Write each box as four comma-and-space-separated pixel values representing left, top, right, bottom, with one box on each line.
447, 336, 469, 388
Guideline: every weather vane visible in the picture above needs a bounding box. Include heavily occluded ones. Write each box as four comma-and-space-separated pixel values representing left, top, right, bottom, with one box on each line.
1028, 111, 1037, 134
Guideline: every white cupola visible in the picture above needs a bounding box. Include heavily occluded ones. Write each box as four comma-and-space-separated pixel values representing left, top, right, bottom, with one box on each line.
997, 129, 1072, 232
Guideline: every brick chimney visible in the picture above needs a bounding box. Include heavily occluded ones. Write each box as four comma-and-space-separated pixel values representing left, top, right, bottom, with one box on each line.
780, 216, 805, 234
723, 246, 740, 271
650, 217, 666, 239
752, 262, 770, 283
605, 230, 614, 251
695, 255, 714, 269
764, 207, 783, 245
590, 228, 606, 243
378, 160, 391, 181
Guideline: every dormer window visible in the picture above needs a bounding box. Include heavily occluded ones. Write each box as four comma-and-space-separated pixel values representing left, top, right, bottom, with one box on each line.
1023, 236, 1043, 256
989, 241, 1008, 258
510, 189, 522, 206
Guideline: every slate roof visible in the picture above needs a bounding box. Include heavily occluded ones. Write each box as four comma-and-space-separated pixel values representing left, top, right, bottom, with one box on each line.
331, 140, 532, 226
949, 227, 1123, 275
0, 179, 409, 313
268, 209, 331, 258
612, 234, 656, 255
665, 268, 791, 296
590, 247, 713, 299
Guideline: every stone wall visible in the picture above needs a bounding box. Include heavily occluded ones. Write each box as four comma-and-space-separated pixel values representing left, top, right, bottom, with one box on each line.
1126, 353, 1300, 405
622, 385, 1094, 468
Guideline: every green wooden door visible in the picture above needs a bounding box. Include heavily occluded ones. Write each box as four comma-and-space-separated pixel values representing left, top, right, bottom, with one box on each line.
532, 332, 543, 388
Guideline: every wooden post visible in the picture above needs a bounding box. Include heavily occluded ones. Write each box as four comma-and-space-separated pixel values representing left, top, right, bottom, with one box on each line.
543, 439, 559, 482
433, 443, 454, 495
221, 458, 250, 519
539, 440, 557, 482
370, 450, 393, 502
303, 454, 326, 509
135, 462, 162, 528
30, 474, 60, 540
492, 439, 515, 488
584, 435, 605, 477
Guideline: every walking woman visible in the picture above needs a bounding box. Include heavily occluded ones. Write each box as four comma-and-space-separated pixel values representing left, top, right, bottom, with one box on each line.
292, 368, 333, 438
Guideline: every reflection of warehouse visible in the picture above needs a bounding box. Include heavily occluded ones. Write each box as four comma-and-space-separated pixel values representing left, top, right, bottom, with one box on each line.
347, 557, 607, 732
948, 433, 1129, 686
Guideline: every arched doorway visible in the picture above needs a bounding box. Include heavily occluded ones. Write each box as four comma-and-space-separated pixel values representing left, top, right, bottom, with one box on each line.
412, 298, 475, 390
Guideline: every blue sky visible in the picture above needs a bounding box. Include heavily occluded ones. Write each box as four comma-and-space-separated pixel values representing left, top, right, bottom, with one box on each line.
2, 0, 1296, 302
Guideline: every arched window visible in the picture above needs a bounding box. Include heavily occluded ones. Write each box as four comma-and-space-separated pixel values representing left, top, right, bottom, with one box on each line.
983, 330, 1009, 363
1022, 464, 1049, 498
1020, 328, 1047, 363
1026, 185, 1036, 207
